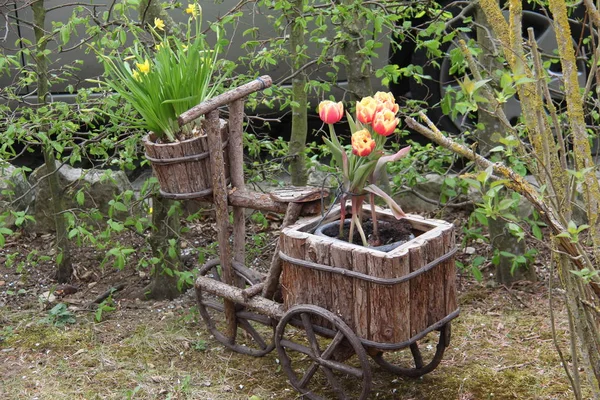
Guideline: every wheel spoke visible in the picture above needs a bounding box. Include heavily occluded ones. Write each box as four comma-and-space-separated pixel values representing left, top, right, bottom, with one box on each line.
298, 361, 320, 388
238, 318, 268, 350
320, 330, 345, 360
301, 312, 322, 357
279, 338, 313, 356
410, 343, 424, 369
318, 358, 364, 378
321, 366, 346, 400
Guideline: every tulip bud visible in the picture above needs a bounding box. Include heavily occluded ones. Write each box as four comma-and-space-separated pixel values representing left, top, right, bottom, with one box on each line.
372, 109, 399, 137
351, 129, 376, 157
356, 97, 378, 124
318, 100, 344, 124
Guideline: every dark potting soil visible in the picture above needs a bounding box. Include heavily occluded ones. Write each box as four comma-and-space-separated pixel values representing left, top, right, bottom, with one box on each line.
320, 218, 415, 247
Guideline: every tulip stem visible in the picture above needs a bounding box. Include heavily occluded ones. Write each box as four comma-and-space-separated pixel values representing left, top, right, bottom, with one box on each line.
370, 192, 378, 244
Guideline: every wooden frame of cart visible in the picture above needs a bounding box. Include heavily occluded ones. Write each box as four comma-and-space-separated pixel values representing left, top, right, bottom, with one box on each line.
155, 76, 460, 400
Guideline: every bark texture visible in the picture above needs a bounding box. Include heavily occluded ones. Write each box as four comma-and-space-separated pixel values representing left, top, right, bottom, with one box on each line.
32, 0, 72, 283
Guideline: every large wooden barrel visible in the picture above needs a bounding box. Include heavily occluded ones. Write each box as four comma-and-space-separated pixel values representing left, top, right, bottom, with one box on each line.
143, 119, 229, 198
279, 207, 458, 348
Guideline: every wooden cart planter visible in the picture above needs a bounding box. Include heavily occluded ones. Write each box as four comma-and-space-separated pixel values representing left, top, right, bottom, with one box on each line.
142, 119, 229, 199
280, 206, 458, 348
170, 76, 460, 399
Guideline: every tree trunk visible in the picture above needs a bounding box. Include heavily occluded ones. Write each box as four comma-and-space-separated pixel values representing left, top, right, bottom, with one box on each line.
32, 0, 72, 283
287, 0, 308, 186
138, 0, 184, 299
145, 194, 182, 300
475, 6, 534, 284
339, 0, 373, 100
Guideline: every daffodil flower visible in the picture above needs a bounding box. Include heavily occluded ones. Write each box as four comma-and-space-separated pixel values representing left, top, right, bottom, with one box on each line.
185, 3, 199, 18
132, 70, 141, 81
154, 18, 165, 31
136, 59, 150, 74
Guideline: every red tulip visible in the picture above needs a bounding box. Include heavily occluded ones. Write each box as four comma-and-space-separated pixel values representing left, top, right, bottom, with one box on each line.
318, 100, 344, 124
372, 109, 399, 136
351, 129, 376, 157
356, 97, 378, 124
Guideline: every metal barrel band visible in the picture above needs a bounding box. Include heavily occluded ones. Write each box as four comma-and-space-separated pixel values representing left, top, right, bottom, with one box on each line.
279, 246, 458, 286
145, 139, 229, 165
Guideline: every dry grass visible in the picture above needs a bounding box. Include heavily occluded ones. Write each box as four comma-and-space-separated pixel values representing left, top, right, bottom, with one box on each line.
0, 280, 588, 400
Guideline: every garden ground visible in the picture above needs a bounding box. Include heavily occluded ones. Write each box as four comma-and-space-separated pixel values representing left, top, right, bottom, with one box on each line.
0, 210, 589, 399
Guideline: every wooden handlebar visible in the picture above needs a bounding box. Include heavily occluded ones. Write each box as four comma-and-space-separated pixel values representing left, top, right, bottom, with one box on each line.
178, 75, 273, 126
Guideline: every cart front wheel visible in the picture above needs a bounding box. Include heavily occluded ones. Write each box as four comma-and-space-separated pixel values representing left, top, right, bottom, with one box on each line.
372, 323, 451, 378
196, 259, 275, 357
275, 305, 372, 400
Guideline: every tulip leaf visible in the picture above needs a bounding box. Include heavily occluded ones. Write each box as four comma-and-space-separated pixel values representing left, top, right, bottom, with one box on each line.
351, 159, 377, 192
373, 146, 411, 181
364, 184, 406, 219
346, 111, 357, 133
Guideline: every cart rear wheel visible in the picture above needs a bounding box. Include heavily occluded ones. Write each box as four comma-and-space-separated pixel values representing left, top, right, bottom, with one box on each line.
372, 323, 451, 378
196, 259, 275, 356
275, 305, 372, 400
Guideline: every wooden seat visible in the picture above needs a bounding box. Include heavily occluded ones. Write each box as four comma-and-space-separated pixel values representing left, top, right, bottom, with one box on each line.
269, 186, 329, 204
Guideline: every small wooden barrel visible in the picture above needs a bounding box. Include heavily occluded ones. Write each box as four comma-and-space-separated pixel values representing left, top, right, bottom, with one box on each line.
279, 207, 458, 349
143, 119, 229, 198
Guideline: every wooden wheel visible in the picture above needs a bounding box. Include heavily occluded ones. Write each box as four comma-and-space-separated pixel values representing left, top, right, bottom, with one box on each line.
196, 259, 275, 356
275, 305, 372, 400
372, 323, 451, 378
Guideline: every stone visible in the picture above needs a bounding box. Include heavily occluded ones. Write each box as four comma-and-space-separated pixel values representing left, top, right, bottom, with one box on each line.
0, 162, 34, 226
28, 161, 133, 232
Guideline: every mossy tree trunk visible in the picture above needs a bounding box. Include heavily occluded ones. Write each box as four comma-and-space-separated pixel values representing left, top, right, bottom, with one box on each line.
409, 0, 600, 394
475, 7, 534, 284
138, 0, 183, 299
338, 0, 373, 100
32, 0, 72, 283
287, 0, 308, 186
146, 194, 181, 300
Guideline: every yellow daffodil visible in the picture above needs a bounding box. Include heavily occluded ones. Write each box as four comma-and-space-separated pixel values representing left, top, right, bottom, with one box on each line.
185, 3, 199, 18
182, 44, 188, 51
132, 70, 141, 81
155, 42, 165, 51
154, 18, 165, 31
136, 59, 150, 74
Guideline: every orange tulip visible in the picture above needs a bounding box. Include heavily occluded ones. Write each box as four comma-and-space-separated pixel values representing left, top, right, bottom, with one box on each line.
318, 100, 344, 124
356, 97, 378, 124
351, 129, 376, 157
372, 109, 399, 136
373, 91, 399, 114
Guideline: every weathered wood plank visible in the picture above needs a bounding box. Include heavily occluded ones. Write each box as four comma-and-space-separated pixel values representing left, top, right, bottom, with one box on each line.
408, 240, 427, 337
444, 225, 458, 315
329, 241, 355, 330
280, 229, 308, 310
367, 250, 394, 343
425, 230, 446, 327
305, 235, 331, 328
387, 248, 410, 343
351, 247, 370, 340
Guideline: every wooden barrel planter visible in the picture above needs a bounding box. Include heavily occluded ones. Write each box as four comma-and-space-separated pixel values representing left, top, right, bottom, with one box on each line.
279, 206, 458, 349
142, 119, 230, 199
